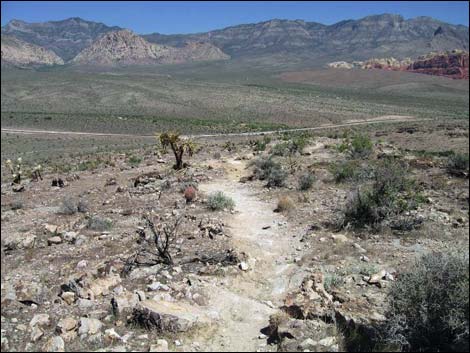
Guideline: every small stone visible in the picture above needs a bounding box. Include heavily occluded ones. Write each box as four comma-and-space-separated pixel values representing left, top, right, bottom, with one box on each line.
30, 314, 50, 328
63, 231, 78, 243
147, 282, 170, 292
299, 338, 317, 350
368, 270, 387, 285
78, 318, 103, 337
31, 326, 44, 342
149, 339, 169, 352
77, 298, 94, 309
353, 243, 367, 253
239, 262, 249, 271
318, 336, 337, 347
360, 255, 370, 262
104, 328, 122, 343
331, 234, 349, 243
61, 291, 76, 305
42, 336, 65, 352
48, 236, 62, 245
76, 260, 88, 270
174, 339, 182, 346
44, 224, 59, 235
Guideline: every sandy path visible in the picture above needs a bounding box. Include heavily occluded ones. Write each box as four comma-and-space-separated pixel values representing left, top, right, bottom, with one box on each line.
196, 160, 298, 352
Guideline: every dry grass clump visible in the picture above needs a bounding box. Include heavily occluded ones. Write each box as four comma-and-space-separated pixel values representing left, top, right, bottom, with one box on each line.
275, 196, 295, 213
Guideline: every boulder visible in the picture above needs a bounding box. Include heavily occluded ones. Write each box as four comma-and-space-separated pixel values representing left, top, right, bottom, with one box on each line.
131, 299, 212, 333
78, 317, 103, 337
111, 291, 140, 317
57, 317, 78, 334
3, 232, 37, 250
29, 314, 50, 328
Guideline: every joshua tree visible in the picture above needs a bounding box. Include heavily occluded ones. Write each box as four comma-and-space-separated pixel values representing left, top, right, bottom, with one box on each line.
5, 158, 23, 184
158, 132, 195, 170
31, 164, 43, 182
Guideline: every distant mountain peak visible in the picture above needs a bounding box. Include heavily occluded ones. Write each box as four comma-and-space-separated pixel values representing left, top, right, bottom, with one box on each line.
72, 28, 229, 66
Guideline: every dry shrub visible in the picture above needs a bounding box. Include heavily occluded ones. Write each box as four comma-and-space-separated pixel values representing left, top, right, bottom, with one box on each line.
275, 196, 295, 213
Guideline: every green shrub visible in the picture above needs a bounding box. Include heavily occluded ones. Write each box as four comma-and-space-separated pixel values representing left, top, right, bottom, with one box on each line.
447, 153, 469, 175
87, 216, 113, 231
382, 251, 469, 352
251, 157, 287, 187
324, 273, 343, 292
330, 160, 363, 182
298, 172, 315, 190
350, 134, 373, 158
207, 192, 235, 211
272, 142, 290, 156
335, 141, 350, 153
127, 155, 142, 166
59, 197, 88, 215
290, 136, 309, 153
77, 160, 99, 171
341, 159, 415, 229
342, 188, 380, 229
266, 166, 288, 187
60, 197, 78, 215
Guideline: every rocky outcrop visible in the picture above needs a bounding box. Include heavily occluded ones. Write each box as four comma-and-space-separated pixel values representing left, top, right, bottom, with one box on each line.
72, 29, 229, 66
328, 50, 469, 79
1, 34, 64, 67
409, 50, 469, 79
71, 29, 170, 66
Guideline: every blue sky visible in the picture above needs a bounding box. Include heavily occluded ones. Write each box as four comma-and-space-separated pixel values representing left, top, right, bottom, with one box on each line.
1, 1, 468, 34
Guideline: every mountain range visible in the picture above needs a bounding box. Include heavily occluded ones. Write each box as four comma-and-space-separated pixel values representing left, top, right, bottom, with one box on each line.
1, 14, 468, 68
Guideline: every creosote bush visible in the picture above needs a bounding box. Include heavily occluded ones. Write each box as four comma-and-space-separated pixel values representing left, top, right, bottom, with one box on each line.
381, 251, 469, 352
87, 216, 113, 231
350, 133, 374, 158
59, 197, 88, 215
341, 158, 416, 229
251, 157, 288, 187
447, 153, 469, 176
207, 192, 235, 211
329, 160, 365, 183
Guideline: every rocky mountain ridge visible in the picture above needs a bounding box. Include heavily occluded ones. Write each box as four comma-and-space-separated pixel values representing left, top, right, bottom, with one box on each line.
1, 14, 468, 68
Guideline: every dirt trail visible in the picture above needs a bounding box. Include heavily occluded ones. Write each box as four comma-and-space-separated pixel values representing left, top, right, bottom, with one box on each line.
1, 115, 429, 139
193, 160, 294, 352
196, 159, 298, 352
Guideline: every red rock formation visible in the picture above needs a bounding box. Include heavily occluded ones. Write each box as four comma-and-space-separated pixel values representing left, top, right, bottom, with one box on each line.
330, 50, 469, 79
408, 51, 469, 79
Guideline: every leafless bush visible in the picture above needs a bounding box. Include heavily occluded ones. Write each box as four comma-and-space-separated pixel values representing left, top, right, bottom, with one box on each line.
142, 215, 183, 265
